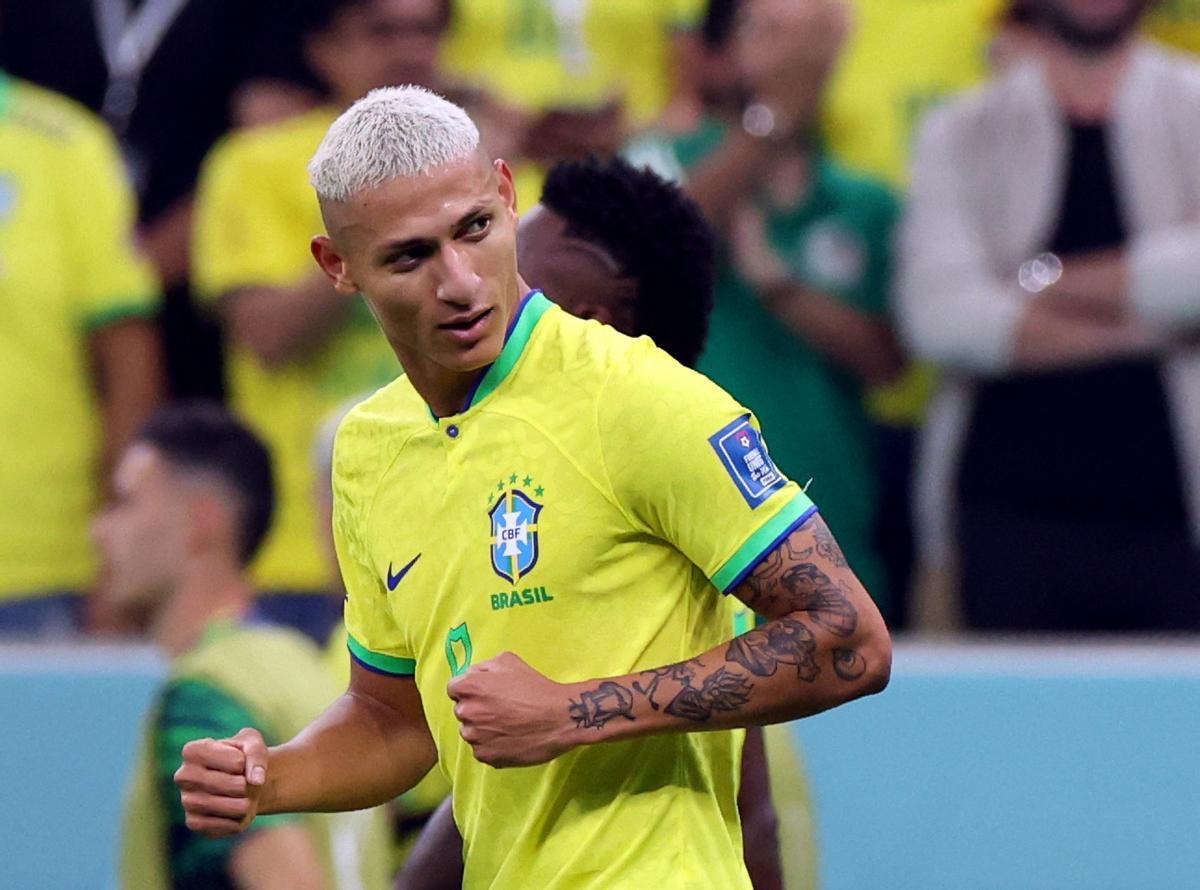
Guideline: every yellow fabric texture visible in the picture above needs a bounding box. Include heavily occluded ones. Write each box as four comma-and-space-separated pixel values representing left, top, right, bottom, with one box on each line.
441, 0, 703, 124
192, 108, 400, 592
822, 0, 1002, 188
120, 622, 392, 890
1145, 2, 1200, 54
335, 294, 814, 889
0, 76, 158, 598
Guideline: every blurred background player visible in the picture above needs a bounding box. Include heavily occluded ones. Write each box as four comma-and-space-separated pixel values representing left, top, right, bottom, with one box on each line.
899, 0, 1200, 631
191, 0, 475, 642
391, 155, 811, 890
93, 402, 390, 890
0, 66, 163, 636
627, 0, 904, 619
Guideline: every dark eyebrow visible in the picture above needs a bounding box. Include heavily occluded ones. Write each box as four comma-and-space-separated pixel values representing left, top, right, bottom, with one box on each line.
375, 204, 492, 264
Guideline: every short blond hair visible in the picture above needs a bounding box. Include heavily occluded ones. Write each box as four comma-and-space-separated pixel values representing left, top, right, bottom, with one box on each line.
308, 85, 480, 202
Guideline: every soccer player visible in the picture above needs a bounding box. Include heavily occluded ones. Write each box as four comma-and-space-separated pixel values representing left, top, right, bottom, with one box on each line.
94, 403, 390, 889
176, 87, 891, 890
395, 156, 787, 889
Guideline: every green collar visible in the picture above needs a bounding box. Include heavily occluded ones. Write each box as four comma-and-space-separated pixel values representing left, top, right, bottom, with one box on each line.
429, 289, 552, 420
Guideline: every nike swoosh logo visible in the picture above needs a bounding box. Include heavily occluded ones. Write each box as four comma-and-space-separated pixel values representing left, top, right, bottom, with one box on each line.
386, 554, 421, 591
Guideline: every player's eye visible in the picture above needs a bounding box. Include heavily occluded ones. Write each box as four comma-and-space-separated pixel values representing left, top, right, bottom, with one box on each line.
462, 215, 491, 238
388, 245, 434, 272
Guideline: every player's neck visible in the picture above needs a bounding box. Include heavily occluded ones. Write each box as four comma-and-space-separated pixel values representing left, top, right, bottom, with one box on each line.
405, 362, 486, 418
154, 556, 255, 657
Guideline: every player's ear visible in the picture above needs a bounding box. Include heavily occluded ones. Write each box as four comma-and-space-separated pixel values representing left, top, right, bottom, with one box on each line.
311, 235, 360, 296
494, 159, 518, 218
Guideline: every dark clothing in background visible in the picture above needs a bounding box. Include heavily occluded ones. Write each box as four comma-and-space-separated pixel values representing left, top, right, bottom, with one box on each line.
956, 122, 1199, 631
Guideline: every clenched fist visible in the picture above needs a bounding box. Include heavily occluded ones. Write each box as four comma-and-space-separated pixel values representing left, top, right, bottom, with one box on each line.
447, 652, 575, 768
174, 727, 270, 837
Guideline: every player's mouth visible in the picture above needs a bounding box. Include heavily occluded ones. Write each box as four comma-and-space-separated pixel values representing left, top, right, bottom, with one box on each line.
439, 307, 494, 344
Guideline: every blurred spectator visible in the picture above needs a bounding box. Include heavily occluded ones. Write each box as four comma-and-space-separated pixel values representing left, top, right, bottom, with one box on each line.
439, 0, 708, 207
899, 0, 1200, 631
0, 0, 322, 400
93, 403, 390, 890
192, 0, 464, 643
626, 0, 904, 615
0, 70, 163, 637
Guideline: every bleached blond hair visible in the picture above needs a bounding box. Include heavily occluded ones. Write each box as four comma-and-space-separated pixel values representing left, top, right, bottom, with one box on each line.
308, 85, 481, 203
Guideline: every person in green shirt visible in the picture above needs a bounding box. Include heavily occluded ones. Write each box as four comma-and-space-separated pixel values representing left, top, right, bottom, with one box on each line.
626, 0, 905, 610
93, 402, 389, 890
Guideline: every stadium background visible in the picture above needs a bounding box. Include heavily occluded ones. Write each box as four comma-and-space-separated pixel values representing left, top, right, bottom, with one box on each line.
3, 0, 1200, 887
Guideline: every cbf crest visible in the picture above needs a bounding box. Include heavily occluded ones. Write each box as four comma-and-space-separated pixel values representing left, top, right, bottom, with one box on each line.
487, 473, 546, 583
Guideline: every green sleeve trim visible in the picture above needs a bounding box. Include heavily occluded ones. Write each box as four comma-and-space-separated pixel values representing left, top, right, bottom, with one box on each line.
83, 297, 159, 332
347, 632, 416, 676
711, 491, 818, 593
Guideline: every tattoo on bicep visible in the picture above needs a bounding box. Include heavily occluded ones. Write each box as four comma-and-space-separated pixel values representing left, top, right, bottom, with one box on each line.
725, 617, 820, 681
832, 648, 867, 681
568, 681, 635, 729
778, 564, 858, 636
813, 522, 849, 567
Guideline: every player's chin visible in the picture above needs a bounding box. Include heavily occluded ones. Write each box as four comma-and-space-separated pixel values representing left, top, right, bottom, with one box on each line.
435, 332, 504, 372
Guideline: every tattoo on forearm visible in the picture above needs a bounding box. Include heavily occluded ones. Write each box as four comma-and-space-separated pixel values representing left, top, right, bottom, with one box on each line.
633, 658, 754, 723
568, 681, 635, 729
832, 648, 867, 681
663, 667, 753, 721
725, 617, 820, 681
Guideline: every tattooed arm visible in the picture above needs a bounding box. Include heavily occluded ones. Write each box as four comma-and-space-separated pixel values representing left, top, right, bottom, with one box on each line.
447, 513, 890, 767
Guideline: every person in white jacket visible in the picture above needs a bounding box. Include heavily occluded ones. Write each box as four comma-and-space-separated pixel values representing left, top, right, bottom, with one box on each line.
898, 0, 1200, 632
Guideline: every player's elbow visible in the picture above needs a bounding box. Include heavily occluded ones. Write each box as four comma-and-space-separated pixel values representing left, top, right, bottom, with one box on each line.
859, 629, 892, 696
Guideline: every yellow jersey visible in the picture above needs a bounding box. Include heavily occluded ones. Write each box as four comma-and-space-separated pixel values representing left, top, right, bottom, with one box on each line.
822, 0, 1002, 187
0, 73, 158, 598
192, 108, 400, 592
441, 0, 703, 125
334, 291, 816, 889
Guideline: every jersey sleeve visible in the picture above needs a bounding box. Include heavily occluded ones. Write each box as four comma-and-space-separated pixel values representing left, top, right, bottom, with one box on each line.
597, 337, 817, 593
153, 679, 298, 888
59, 119, 159, 331
332, 421, 417, 676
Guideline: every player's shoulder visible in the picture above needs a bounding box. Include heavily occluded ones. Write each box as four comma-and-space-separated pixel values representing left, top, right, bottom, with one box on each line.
4, 77, 116, 156
333, 374, 425, 482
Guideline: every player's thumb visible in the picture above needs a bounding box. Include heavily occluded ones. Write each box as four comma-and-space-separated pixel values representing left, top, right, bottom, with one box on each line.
232, 727, 269, 787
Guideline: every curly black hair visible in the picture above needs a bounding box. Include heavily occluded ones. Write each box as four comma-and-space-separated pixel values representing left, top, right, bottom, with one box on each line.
539, 156, 716, 369
138, 402, 275, 567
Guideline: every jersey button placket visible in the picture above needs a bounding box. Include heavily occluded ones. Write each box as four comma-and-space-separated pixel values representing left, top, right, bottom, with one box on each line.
446, 423, 460, 439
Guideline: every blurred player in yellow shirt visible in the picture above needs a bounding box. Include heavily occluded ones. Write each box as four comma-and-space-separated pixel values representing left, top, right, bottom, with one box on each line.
194, 0, 464, 641
0, 71, 162, 635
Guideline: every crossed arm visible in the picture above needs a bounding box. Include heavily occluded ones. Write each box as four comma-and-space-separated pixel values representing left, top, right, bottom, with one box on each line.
176, 513, 889, 833
448, 512, 890, 767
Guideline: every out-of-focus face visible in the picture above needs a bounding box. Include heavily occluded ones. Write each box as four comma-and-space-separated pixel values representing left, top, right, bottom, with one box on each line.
1037, 0, 1146, 48
517, 204, 638, 336
91, 445, 189, 612
315, 154, 523, 381
308, 0, 448, 103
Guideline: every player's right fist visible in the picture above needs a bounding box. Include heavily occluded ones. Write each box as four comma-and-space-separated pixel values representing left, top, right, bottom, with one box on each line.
174, 727, 269, 838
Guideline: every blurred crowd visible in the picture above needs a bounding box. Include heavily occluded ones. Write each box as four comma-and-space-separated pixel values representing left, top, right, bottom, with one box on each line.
5, 0, 1199, 644
5, 0, 1200, 887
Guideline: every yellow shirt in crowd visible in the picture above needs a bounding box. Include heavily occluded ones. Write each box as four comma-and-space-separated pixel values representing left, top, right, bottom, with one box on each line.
336, 292, 817, 889
192, 108, 399, 593
441, 0, 703, 125
0, 74, 158, 599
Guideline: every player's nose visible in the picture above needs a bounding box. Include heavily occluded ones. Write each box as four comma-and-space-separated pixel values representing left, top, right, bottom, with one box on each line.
435, 243, 483, 304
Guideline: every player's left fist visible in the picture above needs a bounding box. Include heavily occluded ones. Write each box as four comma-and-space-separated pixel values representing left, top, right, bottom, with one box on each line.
447, 651, 574, 768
